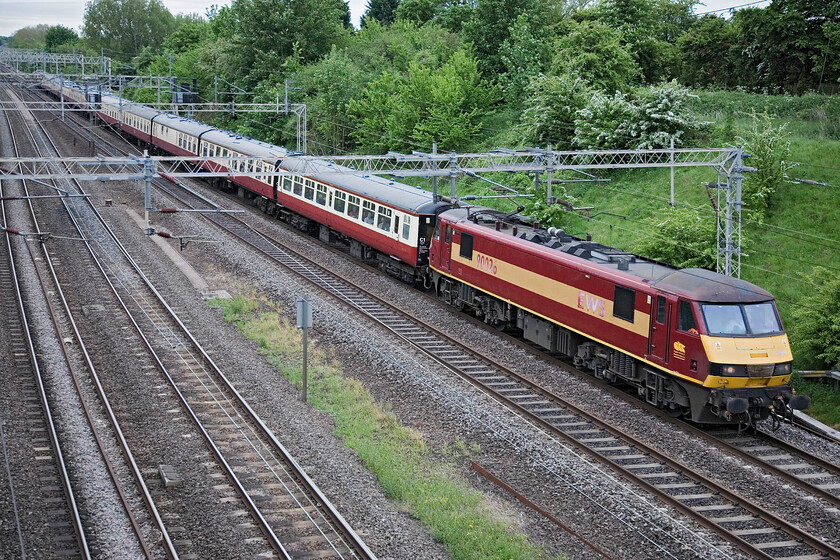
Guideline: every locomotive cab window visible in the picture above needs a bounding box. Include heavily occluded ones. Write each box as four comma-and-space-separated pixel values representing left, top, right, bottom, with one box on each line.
613, 285, 635, 322
679, 300, 698, 333
459, 232, 474, 259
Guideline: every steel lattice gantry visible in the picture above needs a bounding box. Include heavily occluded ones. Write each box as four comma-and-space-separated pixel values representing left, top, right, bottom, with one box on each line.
0, 147, 746, 277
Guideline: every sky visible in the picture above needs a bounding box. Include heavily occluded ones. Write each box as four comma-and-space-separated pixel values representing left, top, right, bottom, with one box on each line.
0, 0, 772, 40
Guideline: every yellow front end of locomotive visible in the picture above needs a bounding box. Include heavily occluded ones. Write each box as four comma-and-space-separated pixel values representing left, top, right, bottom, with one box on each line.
699, 334, 793, 388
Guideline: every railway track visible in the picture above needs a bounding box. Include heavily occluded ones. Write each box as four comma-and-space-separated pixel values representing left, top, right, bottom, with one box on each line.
12, 78, 376, 560
149, 170, 840, 560
19, 71, 840, 557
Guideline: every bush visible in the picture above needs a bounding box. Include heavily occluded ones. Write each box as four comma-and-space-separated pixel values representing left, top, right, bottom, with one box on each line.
735, 113, 796, 222
573, 82, 706, 150
633, 206, 718, 269
789, 267, 840, 371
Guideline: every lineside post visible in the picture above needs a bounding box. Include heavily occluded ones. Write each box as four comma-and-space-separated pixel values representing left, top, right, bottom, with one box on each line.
296, 298, 313, 403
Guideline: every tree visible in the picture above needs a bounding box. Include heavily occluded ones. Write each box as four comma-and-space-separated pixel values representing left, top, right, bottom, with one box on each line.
677, 15, 738, 88
634, 206, 717, 270
551, 21, 639, 93
593, 0, 696, 82
83, 0, 176, 57
520, 73, 593, 148
9, 24, 50, 49
463, 0, 536, 77
498, 13, 552, 104
45, 25, 79, 51
227, 0, 349, 86
350, 49, 497, 153
363, 0, 400, 26
790, 267, 840, 370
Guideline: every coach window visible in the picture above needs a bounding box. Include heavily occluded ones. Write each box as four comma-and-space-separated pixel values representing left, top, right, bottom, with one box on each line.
402, 218, 411, 240
460, 232, 474, 259
613, 285, 635, 323
678, 300, 698, 333
362, 201, 376, 224
377, 207, 392, 231
316, 184, 327, 205
304, 180, 315, 200
348, 196, 360, 218
394, 216, 400, 235
334, 191, 346, 213
293, 177, 303, 196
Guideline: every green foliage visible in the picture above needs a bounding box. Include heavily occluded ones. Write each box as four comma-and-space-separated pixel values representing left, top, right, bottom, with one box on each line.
790, 267, 840, 371
551, 20, 639, 93
634, 206, 717, 269
296, 46, 365, 152
363, 0, 401, 26
227, 0, 350, 86
45, 25, 79, 51
520, 73, 593, 148
498, 14, 553, 105
83, 0, 176, 56
9, 24, 50, 49
677, 15, 738, 89
736, 113, 796, 222
573, 82, 704, 149
350, 49, 498, 153
463, 0, 536, 77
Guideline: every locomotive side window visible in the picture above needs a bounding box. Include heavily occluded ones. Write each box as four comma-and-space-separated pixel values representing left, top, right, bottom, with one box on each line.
348, 196, 360, 218
678, 300, 698, 333
334, 191, 346, 213
433, 221, 441, 239
613, 285, 635, 322
656, 296, 666, 324
460, 233, 474, 259
315, 184, 327, 205
362, 201, 375, 224
445, 225, 452, 244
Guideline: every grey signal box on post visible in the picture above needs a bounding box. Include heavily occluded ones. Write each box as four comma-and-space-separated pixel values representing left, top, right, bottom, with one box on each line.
296, 298, 313, 329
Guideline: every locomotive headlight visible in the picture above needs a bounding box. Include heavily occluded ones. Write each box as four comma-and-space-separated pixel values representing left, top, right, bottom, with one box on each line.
774, 362, 792, 375
722, 365, 738, 375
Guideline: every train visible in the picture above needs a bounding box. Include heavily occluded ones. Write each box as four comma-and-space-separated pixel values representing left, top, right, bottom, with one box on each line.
37, 73, 810, 426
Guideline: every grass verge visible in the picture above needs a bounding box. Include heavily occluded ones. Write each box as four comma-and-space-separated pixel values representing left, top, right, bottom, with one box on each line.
209, 292, 556, 560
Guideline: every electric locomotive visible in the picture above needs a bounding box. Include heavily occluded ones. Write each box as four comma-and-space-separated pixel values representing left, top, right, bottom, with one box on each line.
428, 206, 809, 425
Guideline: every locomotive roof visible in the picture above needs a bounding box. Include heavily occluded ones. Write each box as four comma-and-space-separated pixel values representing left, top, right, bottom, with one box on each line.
443, 207, 773, 303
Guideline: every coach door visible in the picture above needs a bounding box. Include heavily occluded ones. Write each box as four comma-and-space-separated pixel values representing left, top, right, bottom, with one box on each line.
649, 294, 670, 362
